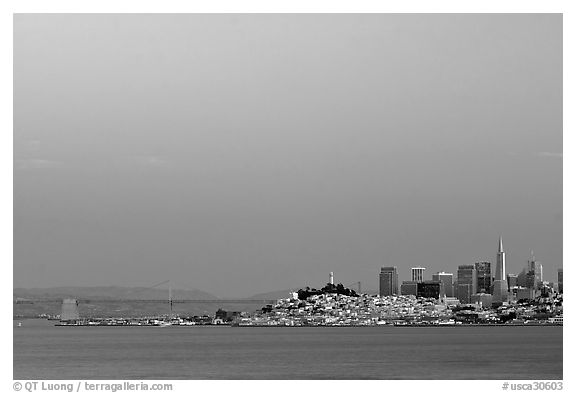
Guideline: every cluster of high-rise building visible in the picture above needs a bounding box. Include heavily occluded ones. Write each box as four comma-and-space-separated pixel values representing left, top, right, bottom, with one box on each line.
379, 237, 562, 305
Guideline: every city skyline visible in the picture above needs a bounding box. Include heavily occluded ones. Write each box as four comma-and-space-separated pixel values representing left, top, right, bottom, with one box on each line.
14, 14, 561, 298
13, 235, 557, 297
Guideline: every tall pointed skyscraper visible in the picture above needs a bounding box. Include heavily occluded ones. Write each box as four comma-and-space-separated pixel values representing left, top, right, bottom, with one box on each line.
496, 236, 505, 281
492, 236, 509, 302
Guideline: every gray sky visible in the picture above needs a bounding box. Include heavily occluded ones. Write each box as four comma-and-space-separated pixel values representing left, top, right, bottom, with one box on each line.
14, 14, 562, 298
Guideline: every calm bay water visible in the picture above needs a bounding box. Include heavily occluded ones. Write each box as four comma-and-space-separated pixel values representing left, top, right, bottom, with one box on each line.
14, 319, 562, 379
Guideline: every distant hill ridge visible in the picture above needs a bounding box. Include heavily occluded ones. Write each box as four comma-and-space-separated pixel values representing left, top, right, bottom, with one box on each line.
13, 286, 218, 301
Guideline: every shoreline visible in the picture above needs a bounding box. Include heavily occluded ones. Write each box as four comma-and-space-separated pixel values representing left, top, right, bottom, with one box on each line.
14, 318, 562, 328
45, 323, 563, 328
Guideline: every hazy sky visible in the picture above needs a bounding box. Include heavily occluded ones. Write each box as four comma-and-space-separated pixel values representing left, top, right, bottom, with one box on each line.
14, 14, 562, 298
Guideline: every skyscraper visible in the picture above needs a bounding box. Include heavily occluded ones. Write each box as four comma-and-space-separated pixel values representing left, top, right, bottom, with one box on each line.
475, 261, 492, 294
492, 236, 509, 302
535, 262, 543, 285
457, 264, 477, 303
558, 268, 563, 293
495, 237, 505, 280
379, 266, 399, 297
411, 266, 426, 282
432, 272, 454, 297
528, 251, 543, 288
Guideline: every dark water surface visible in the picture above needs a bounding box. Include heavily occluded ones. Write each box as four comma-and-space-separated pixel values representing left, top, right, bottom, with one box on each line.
13, 319, 562, 379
